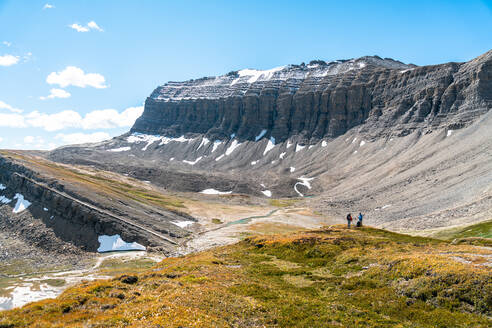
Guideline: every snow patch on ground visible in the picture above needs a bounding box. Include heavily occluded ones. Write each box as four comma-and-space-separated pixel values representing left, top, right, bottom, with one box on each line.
286, 141, 293, 148
183, 156, 203, 165
360, 140, 366, 147
294, 177, 314, 197
251, 160, 258, 165
171, 221, 195, 228
225, 140, 242, 155
215, 154, 225, 161
97, 234, 146, 253
200, 189, 232, 195
0, 284, 59, 311
263, 137, 275, 155
212, 140, 222, 152
43, 207, 48, 212
0, 184, 6, 190
127, 133, 193, 150
295, 144, 305, 152
197, 137, 210, 150
279, 152, 286, 159
290, 167, 296, 173
261, 190, 272, 197
352, 137, 358, 144
321, 140, 328, 147
308, 145, 314, 149
107, 147, 131, 152
13, 194, 31, 213
255, 129, 267, 141
382, 204, 392, 209
447, 130, 453, 137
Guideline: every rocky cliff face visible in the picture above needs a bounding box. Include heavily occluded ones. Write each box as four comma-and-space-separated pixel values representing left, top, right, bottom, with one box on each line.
132, 51, 492, 142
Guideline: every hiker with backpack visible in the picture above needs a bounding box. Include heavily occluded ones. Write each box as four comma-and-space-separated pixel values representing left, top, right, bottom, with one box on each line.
346, 213, 353, 228
356, 212, 363, 227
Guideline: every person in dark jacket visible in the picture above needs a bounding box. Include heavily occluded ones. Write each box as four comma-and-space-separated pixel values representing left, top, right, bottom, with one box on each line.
346, 213, 353, 228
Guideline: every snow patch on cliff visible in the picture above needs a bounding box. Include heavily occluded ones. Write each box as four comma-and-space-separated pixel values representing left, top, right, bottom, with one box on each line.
97, 234, 145, 252
255, 129, 267, 141
13, 194, 31, 213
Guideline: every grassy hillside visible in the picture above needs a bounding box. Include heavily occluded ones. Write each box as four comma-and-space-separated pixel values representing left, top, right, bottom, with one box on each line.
430, 220, 492, 245
0, 226, 491, 328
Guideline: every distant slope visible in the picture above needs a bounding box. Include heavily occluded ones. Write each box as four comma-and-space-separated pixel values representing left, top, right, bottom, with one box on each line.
1, 226, 490, 327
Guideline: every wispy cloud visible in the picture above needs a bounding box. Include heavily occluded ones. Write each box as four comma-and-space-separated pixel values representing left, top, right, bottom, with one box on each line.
0, 100, 23, 113
2, 41, 11, 47
40, 88, 71, 100
46, 66, 107, 89
0, 54, 19, 66
43, 4, 54, 10
69, 21, 103, 32
55, 132, 111, 144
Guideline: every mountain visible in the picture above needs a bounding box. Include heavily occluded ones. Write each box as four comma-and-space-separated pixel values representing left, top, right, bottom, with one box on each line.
48, 50, 492, 231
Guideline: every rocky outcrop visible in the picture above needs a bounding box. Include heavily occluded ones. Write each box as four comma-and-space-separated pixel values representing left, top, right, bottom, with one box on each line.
0, 156, 188, 252
132, 51, 492, 142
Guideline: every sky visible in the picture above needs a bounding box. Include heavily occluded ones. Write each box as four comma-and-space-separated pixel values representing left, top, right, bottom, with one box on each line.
0, 0, 491, 150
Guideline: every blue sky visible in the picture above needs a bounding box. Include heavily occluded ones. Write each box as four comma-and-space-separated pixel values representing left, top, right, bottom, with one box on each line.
1, 0, 491, 149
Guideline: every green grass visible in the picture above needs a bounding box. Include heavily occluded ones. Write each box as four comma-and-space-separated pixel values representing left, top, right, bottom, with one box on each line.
431, 220, 492, 245
0, 225, 490, 327
268, 198, 300, 207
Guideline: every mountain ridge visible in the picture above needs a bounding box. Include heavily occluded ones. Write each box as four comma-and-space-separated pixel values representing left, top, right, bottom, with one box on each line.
131, 50, 491, 143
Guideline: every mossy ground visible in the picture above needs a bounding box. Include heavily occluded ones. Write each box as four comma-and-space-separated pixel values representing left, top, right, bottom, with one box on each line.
1, 226, 490, 328
431, 220, 492, 243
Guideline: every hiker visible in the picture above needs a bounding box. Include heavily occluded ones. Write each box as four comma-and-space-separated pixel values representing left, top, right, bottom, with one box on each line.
346, 213, 353, 228
356, 212, 363, 227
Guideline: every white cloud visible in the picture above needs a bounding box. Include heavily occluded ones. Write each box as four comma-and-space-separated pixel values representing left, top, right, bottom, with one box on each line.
69, 21, 103, 32
40, 88, 71, 100
0, 137, 3, 143
87, 21, 103, 31
0, 103, 142, 132
69, 23, 89, 32
25, 110, 82, 131
55, 132, 111, 144
0, 100, 23, 113
0, 54, 19, 66
0, 113, 26, 127
46, 66, 107, 89
80, 106, 144, 129
2, 41, 11, 47
43, 4, 54, 9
